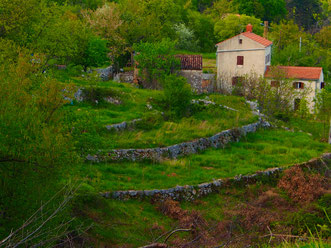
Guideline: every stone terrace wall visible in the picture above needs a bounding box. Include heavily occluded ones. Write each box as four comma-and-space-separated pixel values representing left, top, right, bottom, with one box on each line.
102, 153, 331, 201
106, 119, 142, 132
86, 119, 271, 162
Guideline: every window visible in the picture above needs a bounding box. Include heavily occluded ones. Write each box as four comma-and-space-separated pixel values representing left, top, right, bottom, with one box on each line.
237, 56, 244, 65
271, 81, 280, 87
293, 82, 304, 89
239, 39, 242, 44
321, 82, 325, 89
265, 54, 270, 64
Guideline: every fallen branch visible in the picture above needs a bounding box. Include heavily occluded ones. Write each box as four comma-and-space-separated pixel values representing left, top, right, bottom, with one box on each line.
164, 228, 191, 243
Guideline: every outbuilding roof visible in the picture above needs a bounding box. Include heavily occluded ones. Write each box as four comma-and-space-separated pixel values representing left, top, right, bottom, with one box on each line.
265, 66, 323, 80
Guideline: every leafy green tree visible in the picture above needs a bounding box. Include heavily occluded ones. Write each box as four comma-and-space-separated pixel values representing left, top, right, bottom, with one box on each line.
315, 82, 331, 141
83, 2, 126, 59
233, 0, 286, 22
214, 14, 263, 42
0, 0, 39, 43
84, 37, 109, 68
315, 26, 331, 48
286, 0, 323, 31
51, 0, 105, 9
0, 51, 78, 236
118, 0, 181, 45
174, 23, 200, 52
187, 10, 216, 52
269, 21, 309, 50
133, 39, 180, 88
35, 10, 91, 65
205, 0, 236, 21
161, 75, 192, 118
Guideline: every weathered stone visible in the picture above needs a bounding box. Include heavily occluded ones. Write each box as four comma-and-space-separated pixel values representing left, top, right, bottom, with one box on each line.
88, 119, 271, 163
104, 153, 330, 202
96, 66, 113, 81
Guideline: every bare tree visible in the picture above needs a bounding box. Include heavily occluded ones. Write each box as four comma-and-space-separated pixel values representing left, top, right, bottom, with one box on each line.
0, 184, 89, 248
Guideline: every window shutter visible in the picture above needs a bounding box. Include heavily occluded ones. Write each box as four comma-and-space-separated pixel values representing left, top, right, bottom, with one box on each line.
237, 56, 244, 65
293, 82, 297, 88
321, 82, 325, 89
300, 82, 304, 89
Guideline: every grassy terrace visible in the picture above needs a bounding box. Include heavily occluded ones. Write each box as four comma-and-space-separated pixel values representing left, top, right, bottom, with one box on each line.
61, 77, 257, 151
73, 129, 330, 192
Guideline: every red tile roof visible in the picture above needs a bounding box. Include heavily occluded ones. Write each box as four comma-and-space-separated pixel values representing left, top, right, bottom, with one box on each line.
242, 32, 273, 47
216, 31, 272, 47
265, 66, 323, 80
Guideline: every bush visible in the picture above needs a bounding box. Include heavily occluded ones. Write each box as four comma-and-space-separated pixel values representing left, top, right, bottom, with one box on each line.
84, 37, 109, 68
160, 75, 192, 119
135, 112, 164, 131
133, 39, 180, 88
82, 86, 119, 105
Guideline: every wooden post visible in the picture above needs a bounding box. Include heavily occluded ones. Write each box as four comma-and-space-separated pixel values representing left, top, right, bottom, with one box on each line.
264, 21, 268, 39
328, 118, 331, 144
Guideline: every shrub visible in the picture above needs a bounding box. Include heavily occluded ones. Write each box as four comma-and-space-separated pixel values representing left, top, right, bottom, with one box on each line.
133, 39, 180, 88
135, 112, 164, 131
160, 75, 192, 119
84, 37, 109, 68
82, 86, 119, 105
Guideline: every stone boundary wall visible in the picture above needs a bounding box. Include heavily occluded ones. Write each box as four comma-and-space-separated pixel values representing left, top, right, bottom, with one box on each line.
192, 99, 238, 112
105, 100, 238, 132
86, 119, 271, 162
106, 119, 142, 132
102, 153, 331, 201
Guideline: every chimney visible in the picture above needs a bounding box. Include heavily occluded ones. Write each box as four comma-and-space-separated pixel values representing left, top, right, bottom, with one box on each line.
246, 24, 253, 32
263, 21, 268, 39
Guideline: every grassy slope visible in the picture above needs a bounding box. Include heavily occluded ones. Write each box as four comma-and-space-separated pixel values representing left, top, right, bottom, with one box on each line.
62, 77, 257, 150
74, 169, 331, 247
74, 129, 330, 192
55, 69, 330, 247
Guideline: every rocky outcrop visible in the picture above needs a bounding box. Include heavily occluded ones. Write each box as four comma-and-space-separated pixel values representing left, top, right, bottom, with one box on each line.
87, 119, 271, 162
96, 66, 113, 81
102, 153, 331, 201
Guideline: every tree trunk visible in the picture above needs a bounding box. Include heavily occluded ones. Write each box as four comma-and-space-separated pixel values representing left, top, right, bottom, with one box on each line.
328, 118, 331, 144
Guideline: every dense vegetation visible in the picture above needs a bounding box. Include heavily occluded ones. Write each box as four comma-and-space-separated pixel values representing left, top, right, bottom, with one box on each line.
0, 0, 330, 247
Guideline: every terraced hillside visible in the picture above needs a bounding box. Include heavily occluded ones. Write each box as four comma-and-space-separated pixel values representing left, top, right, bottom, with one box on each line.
53, 72, 331, 247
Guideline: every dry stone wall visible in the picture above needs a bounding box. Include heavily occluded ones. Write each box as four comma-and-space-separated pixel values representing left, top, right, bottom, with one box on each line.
106, 119, 142, 132
86, 119, 271, 162
102, 153, 331, 201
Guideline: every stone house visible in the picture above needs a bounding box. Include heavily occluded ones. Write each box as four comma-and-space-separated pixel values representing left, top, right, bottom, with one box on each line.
216, 24, 325, 111
216, 24, 272, 91
264, 65, 324, 110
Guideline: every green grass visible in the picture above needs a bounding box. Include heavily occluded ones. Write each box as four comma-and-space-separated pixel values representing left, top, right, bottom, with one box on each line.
72, 193, 174, 246
73, 129, 330, 192
64, 82, 257, 150
173, 50, 216, 59
64, 80, 162, 125
286, 117, 329, 142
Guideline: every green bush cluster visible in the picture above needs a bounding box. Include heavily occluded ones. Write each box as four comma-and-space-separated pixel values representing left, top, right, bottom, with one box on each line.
82, 86, 120, 105
160, 75, 192, 119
